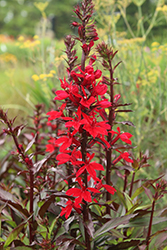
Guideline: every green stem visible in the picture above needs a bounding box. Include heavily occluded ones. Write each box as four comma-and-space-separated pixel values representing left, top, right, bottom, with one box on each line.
41, 16, 47, 73
138, 5, 145, 37
145, 5, 159, 38
120, 8, 135, 38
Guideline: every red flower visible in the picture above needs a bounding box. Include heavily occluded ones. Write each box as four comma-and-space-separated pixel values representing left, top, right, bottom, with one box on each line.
112, 150, 133, 165
66, 177, 92, 205
82, 113, 110, 139
54, 135, 73, 152
54, 90, 69, 100
60, 200, 82, 219
46, 103, 66, 121
66, 177, 101, 206
56, 149, 83, 166
110, 127, 133, 145
91, 82, 107, 96
76, 153, 104, 179
46, 110, 63, 121
46, 137, 57, 153
47, 122, 57, 130
56, 153, 71, 165
81, 40, 94, 55
71, 65, 102, 87
80, 96, 96, 108
65, 107, 86, 133
95, 179, 116, 195
95, 99, 111, 108
46, 143, 55, 153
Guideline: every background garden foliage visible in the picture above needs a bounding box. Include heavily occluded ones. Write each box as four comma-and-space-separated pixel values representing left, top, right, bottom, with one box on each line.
0, 0, 167, 249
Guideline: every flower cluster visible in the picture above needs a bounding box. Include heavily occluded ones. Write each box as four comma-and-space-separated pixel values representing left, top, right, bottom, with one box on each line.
32, 70, 56, 82
46, 0, 133, 219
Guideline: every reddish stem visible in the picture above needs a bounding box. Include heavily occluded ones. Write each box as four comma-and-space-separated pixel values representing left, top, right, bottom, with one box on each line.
29, 168, 34, 244
80, 13, 91, 246
106, 60, 114, 214
123, 170, 128, 193
146, 199, 155, 249
6, 117, 34, 244
129, 172, 135, 197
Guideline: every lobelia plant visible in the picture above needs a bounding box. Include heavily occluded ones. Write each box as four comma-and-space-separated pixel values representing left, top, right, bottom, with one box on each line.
0, 0, 167, 249
45, 0, 135, 248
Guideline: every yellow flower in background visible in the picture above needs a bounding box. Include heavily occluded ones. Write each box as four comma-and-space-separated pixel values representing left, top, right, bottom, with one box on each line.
32, 74, 40, 81
17, 38, 41, 49
151, 42, 160, 47
39, 74, 47, 79
156, 6, 162, 11
47, 73, 53, 78
152, 47, 158, 52
33, 40, 41, 46
50, 70, 56, 74
33, 35, 39, 40
162, 5, 167, 12
0, 53, 17, 64
18, 36, 24, 42
34, 2, 49, 12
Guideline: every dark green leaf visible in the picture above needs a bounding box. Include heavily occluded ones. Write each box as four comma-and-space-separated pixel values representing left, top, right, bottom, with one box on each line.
4, 221, 27, 247
94, 214, 137, 239
107, 239, 140, 249
122, 216, 167, 228
38, 195, 57, 218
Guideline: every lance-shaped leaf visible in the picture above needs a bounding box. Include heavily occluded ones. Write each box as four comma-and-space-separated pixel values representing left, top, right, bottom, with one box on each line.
107, 239, 140, 250
131, 175, 164, 200
0, 188, 29, 219
94, 214, 137, 239
25, 134, 37, 153
4, 215, 32, 247
120, 216, 167, 228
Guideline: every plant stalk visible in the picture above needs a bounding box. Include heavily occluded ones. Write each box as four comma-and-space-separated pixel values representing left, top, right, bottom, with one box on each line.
106, 59, 114, 214
29, 168, 34, 244
129, 171, 135, 197
146, 199, 155, 249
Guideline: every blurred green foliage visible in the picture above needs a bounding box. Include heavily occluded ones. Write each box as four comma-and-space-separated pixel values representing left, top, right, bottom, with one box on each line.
0, 0, 78, 39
